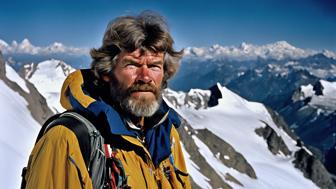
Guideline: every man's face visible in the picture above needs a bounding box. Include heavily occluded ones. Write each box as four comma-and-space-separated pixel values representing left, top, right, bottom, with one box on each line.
108, 49, 164, 117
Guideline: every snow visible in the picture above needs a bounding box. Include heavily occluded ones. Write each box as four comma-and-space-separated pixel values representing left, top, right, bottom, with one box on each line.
320, 80, 336, 96
322, 49, 336, 59
300, 84, 314, 99
172, 83, 319, 189
0, 80, 40, 189
5, 64, 30, 93
28, 59, 75, 113
164, 88, 210, 109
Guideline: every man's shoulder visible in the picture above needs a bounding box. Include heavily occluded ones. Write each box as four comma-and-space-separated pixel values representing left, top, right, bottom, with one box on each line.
37, 125, 79, 146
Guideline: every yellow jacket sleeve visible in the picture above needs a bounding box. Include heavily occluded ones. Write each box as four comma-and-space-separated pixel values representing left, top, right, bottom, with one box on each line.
25, 125, 93, 189
171, 127, 192, 189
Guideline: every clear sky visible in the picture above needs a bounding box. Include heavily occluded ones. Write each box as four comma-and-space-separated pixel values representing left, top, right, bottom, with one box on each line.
0, 0, 335, 51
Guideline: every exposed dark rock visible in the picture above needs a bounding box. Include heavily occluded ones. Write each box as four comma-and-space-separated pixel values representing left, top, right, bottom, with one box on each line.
208, 84, 222, 107
307, 145, 325, 163
19, 62, 38, 79
266, 107, 298, 140
197, 129, 257, 179
225, 173, 243, 186
178, 118, 233, 189
255, 123, 291, 156
313, 80, 324, 96
293, 148, 336, 189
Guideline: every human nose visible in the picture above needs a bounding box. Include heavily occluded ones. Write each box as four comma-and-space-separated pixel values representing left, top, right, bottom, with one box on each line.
136, 66, 152, 83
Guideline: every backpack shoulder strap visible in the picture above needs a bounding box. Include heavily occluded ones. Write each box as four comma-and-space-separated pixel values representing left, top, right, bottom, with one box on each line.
36, 111, 92, 167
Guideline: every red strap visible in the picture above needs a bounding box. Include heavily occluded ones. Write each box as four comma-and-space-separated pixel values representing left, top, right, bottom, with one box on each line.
104, 144, 111, 158
104, 144, 123, 189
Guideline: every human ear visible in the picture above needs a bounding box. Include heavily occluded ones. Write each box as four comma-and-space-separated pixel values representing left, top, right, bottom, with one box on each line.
102, 75, 111, 82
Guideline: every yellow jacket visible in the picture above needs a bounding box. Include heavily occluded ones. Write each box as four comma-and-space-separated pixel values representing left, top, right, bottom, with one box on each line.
24, 69, 191, 189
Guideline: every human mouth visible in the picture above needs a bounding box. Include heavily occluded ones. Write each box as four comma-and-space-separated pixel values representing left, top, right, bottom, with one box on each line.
129, 84, 157, 94
131, 90, 154, 95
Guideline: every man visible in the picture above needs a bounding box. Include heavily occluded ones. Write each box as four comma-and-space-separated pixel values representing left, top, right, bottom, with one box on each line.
24, 11, 191, 189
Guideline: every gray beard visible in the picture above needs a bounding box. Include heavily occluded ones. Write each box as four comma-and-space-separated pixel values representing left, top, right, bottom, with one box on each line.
122, 95, 162, 117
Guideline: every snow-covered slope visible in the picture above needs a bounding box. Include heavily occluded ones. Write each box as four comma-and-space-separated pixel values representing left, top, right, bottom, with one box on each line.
26, 59, 76, 113
165, 84, 324, 189
0, 80, 40, 189
5, 64, 29, 93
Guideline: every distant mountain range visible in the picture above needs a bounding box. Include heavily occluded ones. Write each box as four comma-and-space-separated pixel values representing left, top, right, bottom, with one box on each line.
1, 38, 335, 70
0, 39, 91, 70
183, 41, 336, 61
0, 38, 88, 56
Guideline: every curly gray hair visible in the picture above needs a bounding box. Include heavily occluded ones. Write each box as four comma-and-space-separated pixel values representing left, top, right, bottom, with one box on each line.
90, 11, 183, 88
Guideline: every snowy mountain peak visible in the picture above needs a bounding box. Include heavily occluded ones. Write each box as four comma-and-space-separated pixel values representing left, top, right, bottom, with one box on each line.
239, 42, 254, 52
294, 80, 336, 115
299, 80, 336, 99
0, 39, 9, 50
26, 59, 76, 113
216, 83, 246, 107
21, 38, 32, 47
18, 38, 39, 55
272, 40, 295, 49
322, 49, 336, 59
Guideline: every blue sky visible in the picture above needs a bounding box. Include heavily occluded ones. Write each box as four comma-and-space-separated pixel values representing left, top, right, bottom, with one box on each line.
0, 0, 335, 51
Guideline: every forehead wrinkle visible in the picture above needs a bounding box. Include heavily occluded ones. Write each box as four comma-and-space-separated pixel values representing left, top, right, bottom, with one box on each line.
122, 53, 164, 63
149, 60, 164, 65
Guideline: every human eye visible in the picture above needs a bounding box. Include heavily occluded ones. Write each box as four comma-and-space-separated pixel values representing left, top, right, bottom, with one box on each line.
149, 64, 162, 71
148, 61, 163, 71
124, 61, 139, 69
